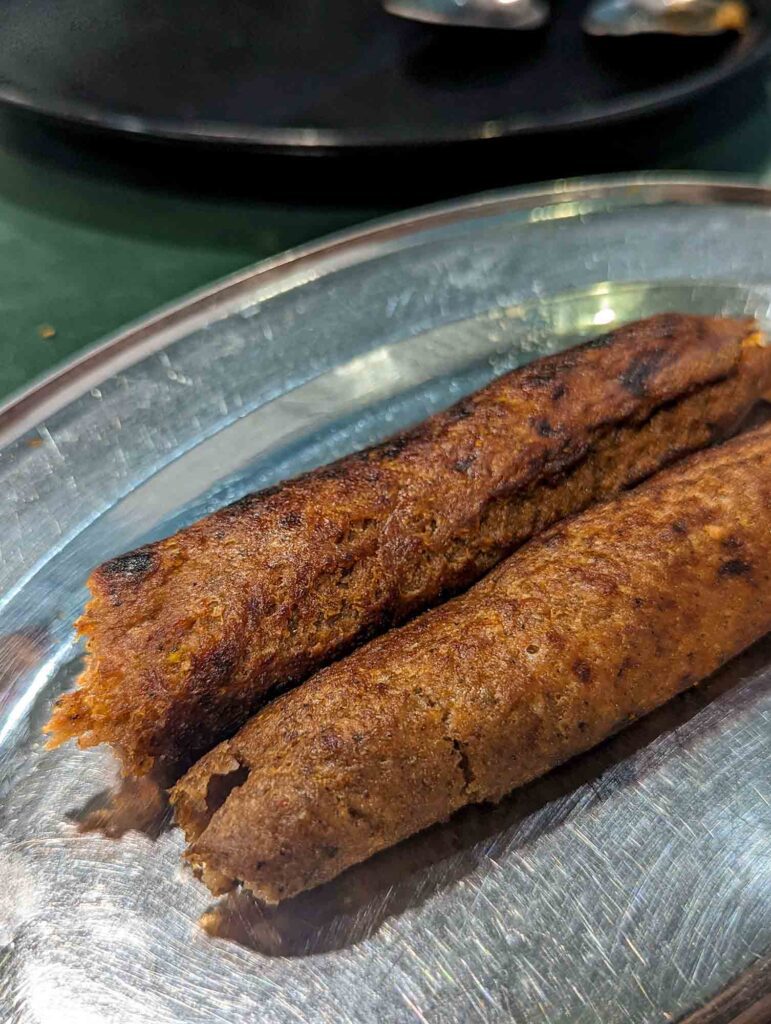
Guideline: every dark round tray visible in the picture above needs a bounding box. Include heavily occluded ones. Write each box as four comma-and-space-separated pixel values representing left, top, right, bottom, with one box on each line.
0, 0, 768, 152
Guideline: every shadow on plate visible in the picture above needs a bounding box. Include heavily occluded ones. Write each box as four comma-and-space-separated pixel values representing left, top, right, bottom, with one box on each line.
405, 20, 736, 92
582, 32, 742, 89
66, 771, 172, 840
199, 635, 770, 958
404, 26, 551, 88
0, 626, 49, 692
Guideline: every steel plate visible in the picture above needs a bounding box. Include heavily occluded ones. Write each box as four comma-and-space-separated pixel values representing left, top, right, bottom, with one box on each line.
0, 176, 770, 1024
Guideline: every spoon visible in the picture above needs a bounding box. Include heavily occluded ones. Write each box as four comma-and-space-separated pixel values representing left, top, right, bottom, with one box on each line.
583, 0, 749, 36
383, 0, 550, 31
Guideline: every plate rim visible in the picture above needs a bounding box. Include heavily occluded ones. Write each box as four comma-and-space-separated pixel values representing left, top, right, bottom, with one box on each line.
2, 172, 770, 448
0, 30, 768, 151
2, 170, 771, 1024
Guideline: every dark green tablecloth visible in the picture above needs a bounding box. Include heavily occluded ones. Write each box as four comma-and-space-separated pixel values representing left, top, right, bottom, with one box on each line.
1, 65, 769, 404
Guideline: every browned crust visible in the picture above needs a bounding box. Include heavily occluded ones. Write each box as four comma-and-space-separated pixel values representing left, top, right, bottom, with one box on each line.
45, 314, 771, 776
173, 423, 771, 903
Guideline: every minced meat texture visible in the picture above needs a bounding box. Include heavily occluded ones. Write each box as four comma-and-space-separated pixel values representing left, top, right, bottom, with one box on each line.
173, 423, 771, 903
45, 314, 771, 777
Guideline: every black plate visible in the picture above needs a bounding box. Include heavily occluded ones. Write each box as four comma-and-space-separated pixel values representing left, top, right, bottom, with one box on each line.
0, 0, 769, 152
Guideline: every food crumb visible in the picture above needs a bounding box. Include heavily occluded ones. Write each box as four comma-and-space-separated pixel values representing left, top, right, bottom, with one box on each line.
711, 0, 749, 31
37, 323, 56, 339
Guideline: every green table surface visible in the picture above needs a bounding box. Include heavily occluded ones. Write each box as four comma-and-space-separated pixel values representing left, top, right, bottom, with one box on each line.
1, 65, 770, 405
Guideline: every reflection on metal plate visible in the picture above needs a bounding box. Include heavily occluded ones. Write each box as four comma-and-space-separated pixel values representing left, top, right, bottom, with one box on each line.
0, 178, 770, 1024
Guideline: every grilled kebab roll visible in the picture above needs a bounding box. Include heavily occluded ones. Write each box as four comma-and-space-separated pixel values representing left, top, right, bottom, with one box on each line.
46, 314, 771, 776
173, 423, 771, 903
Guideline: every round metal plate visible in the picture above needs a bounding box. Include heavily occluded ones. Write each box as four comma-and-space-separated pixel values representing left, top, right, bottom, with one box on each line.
1, 176, 770, 1024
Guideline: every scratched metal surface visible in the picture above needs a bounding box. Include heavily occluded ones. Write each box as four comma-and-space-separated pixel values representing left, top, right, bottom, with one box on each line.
1, 179, 770, 1024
